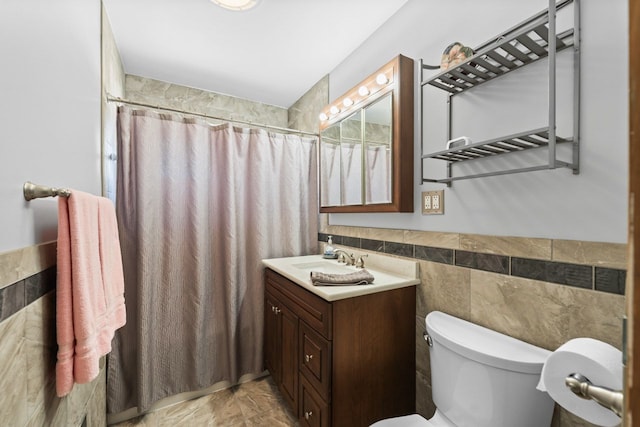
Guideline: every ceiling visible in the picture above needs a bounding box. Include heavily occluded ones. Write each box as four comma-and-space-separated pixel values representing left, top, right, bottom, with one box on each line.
102, 0, 409, 108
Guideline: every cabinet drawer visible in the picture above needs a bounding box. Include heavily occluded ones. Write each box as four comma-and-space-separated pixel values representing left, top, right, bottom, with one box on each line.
299, 375, 330, 427
299, 321, 331, 400
265, 269, 332, 339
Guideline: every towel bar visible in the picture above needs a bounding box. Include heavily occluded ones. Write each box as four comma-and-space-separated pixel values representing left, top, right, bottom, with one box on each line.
23, 181, 71, 201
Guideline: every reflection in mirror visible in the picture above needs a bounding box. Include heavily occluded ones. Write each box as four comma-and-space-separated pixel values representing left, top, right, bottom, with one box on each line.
364, 93, 392, 204
320, 123, 341, 207
340, 111, 363, 205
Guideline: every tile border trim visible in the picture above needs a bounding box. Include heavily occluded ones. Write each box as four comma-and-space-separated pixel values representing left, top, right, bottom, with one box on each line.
318, 233, 625, 295
0, 267, 56, 323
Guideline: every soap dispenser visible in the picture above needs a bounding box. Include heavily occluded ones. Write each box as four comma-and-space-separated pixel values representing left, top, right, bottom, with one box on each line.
323, 236, 337, 259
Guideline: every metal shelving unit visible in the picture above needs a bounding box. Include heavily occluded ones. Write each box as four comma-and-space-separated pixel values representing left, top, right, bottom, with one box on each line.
420, 0, 580, 185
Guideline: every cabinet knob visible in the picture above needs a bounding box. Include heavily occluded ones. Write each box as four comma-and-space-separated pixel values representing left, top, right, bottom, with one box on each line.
305, 354, 313, 363
274, 307, 281, 315
304, 410, 313, 420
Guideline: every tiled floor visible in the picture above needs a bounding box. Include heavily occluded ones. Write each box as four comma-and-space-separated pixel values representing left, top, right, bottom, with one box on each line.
111, 376, 299, 426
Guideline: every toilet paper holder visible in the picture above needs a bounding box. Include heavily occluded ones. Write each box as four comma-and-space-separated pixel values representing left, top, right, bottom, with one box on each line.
565, 373, 623, 418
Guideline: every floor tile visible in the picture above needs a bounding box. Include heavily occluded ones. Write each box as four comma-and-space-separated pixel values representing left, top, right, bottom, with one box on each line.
111, 376, 299, 426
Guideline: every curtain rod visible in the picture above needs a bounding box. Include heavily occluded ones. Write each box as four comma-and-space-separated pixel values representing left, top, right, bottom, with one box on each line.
105, 95, 320, 137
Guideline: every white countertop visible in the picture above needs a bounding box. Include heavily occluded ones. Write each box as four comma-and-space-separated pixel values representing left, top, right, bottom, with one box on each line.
262, 252, 420, 301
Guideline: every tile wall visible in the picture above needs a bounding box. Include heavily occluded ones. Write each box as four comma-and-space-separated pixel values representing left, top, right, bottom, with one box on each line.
0, 242, 106, 426
124, 75, 289, 128
318, 223, 626, 427
287, 76, 328, 133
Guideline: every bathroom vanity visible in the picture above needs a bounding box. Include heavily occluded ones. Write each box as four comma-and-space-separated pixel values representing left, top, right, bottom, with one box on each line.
262, 254, 419, 427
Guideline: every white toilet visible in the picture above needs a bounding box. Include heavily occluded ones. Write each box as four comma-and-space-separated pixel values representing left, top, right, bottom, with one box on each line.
372, 311, 555, 427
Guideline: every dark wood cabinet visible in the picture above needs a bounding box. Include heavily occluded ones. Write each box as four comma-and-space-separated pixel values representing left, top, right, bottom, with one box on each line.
265, 289, 299, 415
264, 268, 416, 427
300, 375, 330, 427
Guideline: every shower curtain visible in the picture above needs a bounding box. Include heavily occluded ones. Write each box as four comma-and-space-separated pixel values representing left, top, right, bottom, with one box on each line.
106, 107, 318, 415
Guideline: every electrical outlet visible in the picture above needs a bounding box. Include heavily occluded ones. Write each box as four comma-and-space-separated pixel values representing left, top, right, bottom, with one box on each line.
422, 190, 444, 215
424, 194, 431, 210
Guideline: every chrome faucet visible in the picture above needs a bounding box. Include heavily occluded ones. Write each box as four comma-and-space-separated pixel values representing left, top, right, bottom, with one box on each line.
355, 254, 368, 269
334, 249, 355, 266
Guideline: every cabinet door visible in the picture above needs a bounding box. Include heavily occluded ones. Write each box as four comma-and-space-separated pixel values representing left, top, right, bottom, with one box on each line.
279, 302, 299, 416
264, 292, 280, 383
299, 375, 330, 427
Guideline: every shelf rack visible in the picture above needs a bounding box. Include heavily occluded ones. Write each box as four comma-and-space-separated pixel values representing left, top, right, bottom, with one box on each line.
420, 0, 580, 185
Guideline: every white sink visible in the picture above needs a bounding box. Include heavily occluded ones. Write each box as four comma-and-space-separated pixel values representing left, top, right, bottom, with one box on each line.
262, 254, 420, 301
291, 261, 355, 275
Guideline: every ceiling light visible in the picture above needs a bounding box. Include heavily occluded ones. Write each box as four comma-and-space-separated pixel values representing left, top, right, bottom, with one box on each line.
358, 86, 369, 96
343, 97, 354, 107
319, 112, 328, 121
329, 105, 340, 115
376, 73, 389, 85
211, 0, 260, 11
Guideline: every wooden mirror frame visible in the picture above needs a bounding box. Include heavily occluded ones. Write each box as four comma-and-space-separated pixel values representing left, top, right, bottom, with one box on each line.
625, 0, 639, 422
319, 54, 414, 213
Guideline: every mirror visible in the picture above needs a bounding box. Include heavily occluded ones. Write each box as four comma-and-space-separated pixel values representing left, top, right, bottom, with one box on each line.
340, 111, 363, 205
364, 94, 392, 204
319, 55, 414, 213
319, 123, 340, 207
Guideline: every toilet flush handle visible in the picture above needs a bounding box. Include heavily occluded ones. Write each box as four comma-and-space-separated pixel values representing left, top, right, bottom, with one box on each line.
423, 332, 433, 347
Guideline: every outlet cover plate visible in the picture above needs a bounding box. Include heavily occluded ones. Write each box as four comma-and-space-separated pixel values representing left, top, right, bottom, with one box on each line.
422, 190, 444, 215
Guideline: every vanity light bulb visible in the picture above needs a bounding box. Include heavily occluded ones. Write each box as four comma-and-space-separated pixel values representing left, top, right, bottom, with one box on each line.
343, 97, 354, 107
329, 105, 340, 115
318, 112, 328, 121
376, 73, 389, 85
358, 86, 370, 96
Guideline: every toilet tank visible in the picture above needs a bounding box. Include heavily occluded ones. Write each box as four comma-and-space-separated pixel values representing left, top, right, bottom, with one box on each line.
426, 311, 554, 427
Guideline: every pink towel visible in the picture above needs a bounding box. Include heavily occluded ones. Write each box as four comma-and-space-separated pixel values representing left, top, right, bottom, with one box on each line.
55, 191, 126, 397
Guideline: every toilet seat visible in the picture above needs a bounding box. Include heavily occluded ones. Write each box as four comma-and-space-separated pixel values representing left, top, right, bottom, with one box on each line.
370, 410, 456, 427
370, 414, 431, 427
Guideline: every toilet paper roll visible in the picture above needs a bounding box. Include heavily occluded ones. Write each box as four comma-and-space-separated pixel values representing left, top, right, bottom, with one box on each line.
537, 338, 622, 427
